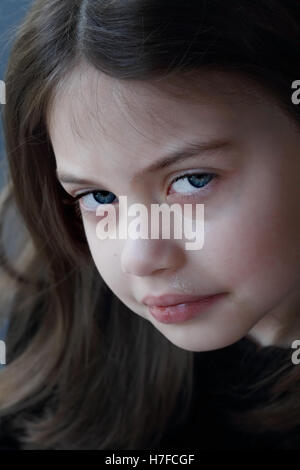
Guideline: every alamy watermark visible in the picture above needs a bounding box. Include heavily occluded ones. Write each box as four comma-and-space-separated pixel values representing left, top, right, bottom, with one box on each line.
94, 197, 205, 251
291, 340, 300, 365
0, 340, 6, 365
291, 80, 300, 105
0, 80, 6, 105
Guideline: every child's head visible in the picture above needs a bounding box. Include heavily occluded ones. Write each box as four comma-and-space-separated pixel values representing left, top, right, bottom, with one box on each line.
49, 63, 300, 352
42, 0, 300, 352
1, 0, 300, 449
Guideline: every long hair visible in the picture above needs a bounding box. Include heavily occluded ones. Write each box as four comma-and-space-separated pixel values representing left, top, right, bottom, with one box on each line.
0, 0, 299, 449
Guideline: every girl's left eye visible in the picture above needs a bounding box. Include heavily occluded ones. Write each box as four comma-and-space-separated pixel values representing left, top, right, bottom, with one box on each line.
65, 171, 217, 214
168, 172, 217, 198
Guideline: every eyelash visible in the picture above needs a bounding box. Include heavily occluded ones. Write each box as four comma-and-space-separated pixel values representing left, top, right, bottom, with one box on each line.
62, 171, 218, 216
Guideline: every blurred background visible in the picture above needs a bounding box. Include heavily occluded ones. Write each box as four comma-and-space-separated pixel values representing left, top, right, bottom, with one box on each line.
0, 0, 33, 187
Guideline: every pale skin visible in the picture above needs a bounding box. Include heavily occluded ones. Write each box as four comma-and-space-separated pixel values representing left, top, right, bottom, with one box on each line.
48, 62, 300, 352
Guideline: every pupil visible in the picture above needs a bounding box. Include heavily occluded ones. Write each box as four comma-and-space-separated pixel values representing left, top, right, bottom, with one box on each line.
94, 191, 115, 204
188, 174, 212, 188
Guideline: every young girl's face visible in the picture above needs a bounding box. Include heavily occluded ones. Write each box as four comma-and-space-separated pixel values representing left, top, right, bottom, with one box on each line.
49, 65, 300, 352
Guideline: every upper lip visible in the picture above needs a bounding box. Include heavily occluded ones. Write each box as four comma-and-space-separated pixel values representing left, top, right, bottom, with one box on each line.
142, 293, 221, 307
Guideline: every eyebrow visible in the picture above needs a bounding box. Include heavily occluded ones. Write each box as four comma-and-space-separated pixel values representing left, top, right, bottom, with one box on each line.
56, 138, 233, 187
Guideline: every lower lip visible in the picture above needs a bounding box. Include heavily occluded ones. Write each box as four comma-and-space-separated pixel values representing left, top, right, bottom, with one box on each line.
147, 293, 227, 324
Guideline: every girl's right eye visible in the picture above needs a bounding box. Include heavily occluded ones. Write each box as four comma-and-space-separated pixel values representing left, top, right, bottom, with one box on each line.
62, 190, 118, 217
75, 190, 118, 212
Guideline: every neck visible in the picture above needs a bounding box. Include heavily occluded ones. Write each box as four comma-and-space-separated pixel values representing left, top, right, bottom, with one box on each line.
247, 281, 300, 349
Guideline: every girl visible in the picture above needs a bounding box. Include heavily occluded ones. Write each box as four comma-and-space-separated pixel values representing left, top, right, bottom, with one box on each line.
0, 0, 300, 450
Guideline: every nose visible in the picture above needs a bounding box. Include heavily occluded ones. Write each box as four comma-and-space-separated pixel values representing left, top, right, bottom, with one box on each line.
118, 195, 186, 276
121, 236, 184, 276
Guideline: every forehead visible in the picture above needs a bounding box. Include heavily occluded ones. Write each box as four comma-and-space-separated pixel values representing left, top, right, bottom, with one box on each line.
47, 64, 273, 171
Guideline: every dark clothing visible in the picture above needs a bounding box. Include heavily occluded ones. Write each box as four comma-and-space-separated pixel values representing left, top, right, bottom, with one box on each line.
0, 336, 298, 450
0, 417, 21, 450
156, 336, 299, 450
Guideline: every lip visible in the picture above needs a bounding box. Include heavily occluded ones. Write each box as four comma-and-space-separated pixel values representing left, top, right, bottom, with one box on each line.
142, 293, 219, 307
143, 293, 227, 324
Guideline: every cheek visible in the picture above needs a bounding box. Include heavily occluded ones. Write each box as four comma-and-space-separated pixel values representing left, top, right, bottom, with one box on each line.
206, 185, 300, 303
82, 218, 124, 290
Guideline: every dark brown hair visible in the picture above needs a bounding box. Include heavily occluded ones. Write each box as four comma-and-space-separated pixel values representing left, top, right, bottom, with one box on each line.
0, 0, 299, 449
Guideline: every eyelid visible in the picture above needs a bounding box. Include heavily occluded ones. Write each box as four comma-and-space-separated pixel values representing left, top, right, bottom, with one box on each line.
68, 190, 118, 214
71, 190, 99, 202
70, 167, 219, 196
63, 168, 219, 214
168, 170, 218, 197
166, 165, 218, 189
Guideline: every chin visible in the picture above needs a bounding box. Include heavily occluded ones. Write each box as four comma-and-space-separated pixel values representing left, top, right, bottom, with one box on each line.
165, 332, 244, 353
